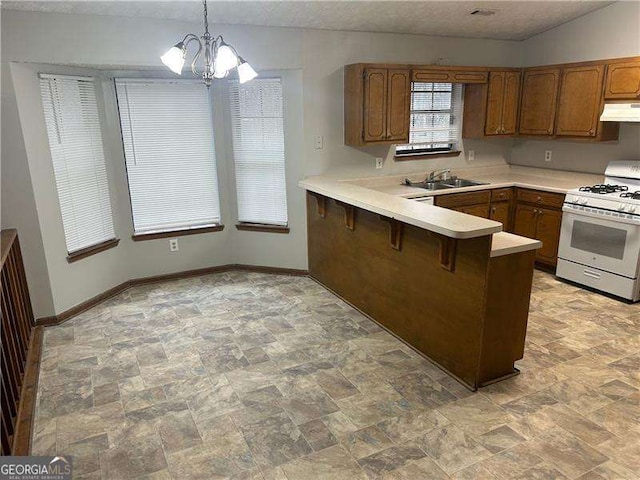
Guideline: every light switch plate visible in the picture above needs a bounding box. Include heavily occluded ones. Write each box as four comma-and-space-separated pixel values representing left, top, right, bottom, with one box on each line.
314, 136, 324, 149
467, 150, 475, 162
375, 157, 384, 169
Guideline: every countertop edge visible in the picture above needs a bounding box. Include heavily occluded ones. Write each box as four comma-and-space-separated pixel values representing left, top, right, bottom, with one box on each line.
491, 232, 543, 258
300, 179, 503, 239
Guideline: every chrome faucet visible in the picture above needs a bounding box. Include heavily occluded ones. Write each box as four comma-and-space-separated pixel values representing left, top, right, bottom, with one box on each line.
427, 168, 451, 181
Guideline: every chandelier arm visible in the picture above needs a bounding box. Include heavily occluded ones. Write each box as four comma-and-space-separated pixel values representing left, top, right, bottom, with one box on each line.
190, 40, 204, 76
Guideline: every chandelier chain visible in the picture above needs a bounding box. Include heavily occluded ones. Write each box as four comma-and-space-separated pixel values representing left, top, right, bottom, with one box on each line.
203, 0, 209, 35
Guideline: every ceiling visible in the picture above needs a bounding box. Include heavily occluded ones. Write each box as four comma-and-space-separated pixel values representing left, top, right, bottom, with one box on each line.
1, 1, 614, 41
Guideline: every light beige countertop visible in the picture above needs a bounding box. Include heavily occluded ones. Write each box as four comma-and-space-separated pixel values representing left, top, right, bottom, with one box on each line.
491, 232, 542, 258
299, 165, 602, 240
361, 165, 603, 198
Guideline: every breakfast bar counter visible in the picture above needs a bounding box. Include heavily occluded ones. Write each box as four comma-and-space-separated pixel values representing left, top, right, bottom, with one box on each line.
300, 170, 544, 390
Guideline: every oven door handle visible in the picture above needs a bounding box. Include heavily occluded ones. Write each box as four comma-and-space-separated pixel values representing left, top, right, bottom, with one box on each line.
562, 205, 640, 226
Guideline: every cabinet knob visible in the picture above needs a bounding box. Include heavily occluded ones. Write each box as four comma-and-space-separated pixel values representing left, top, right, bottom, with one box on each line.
589, 129, 595, 135
537, 196, 542, 203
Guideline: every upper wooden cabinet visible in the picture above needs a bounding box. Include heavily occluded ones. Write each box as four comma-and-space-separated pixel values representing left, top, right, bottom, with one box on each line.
412, 69, 487, 84
485, 71, 521, 136
345, 65, 410, 146
604, 60, 640, 100
462, 69, 521, 139
555, 65, 605, 137
518, 68, 560, 136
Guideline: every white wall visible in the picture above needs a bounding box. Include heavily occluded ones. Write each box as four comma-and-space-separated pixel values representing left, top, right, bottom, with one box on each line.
511, 1, 640, 174
6, 4, 637, 317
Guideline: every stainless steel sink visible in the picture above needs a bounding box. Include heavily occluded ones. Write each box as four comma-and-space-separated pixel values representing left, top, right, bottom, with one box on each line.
440, 178, 489, 188
403, 180, 454, 190
403, 177, 488, 190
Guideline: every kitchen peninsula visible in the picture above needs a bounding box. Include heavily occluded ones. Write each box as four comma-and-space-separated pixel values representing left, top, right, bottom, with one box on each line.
300, 166, 572, 390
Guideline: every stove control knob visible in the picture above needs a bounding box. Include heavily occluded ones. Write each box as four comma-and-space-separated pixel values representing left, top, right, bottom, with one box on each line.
571, 196, 580, 203
628, 205, 636, 213
580, 198, 588, 205
618, 203, 627, 211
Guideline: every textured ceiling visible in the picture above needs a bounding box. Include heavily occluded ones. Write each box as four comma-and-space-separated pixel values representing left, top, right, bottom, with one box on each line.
1, 1, 614, 41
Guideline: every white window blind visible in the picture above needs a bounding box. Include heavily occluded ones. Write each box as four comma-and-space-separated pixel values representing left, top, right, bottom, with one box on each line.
396, 82, 462, 156
39, 74, 116, 254
115, 79, 221, 234
229, 78, 288, 226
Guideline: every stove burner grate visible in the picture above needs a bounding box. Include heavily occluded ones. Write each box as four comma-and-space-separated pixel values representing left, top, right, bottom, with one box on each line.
620, 191, 640, 200
578, 184, 629, 194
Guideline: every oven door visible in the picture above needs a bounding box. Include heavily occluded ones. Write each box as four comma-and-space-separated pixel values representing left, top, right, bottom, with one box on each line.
558, 209, 640, 279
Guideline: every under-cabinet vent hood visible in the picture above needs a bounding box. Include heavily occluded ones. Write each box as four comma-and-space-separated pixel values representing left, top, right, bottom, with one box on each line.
600, 102, 640, 122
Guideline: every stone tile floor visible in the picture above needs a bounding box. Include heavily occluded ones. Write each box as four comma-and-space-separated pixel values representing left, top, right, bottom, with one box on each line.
32, 270, 640, 479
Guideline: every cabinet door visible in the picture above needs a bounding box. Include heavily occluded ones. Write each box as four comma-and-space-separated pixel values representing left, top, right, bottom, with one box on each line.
458, 204, 490, 218
386, 69, 411, 142
513, 204, 538, 239
535, 208, 562, 266
556, 65, 605, 137
501, 71, 521, 135
490, 202, 512, 231
518, 68, 560, 135
363, 68, 388, 142
485, 72, 505, 135
605, 61, 640, 100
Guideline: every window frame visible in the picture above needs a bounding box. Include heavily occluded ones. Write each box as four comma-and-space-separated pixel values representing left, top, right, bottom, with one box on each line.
228, 76, 289, 231
39, 73, 119, 261
114, 78, 224, 240
395, 82, 462, 160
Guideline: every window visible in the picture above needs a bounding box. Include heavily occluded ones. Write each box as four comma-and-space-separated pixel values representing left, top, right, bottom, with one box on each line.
115, 79, 221, 236
395, 82, 462, 157
229, 78, 288, 227
39, 74, 116, 255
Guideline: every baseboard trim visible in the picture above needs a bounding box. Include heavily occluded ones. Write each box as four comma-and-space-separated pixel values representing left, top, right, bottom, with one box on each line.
36, 264, 308, 327
11, 326, 44, 455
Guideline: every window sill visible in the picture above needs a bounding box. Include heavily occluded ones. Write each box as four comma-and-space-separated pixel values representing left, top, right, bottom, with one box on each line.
235, 223, 290, 234
394, 150, 461, 161
132, 225, 225, 241
67, 238, 120, 263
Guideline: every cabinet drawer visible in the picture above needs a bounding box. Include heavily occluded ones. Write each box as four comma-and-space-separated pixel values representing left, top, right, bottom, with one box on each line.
435, 190, 491, 208
491, 188, 513, 202
516, 189, 564, 209
412, 70, 488, 84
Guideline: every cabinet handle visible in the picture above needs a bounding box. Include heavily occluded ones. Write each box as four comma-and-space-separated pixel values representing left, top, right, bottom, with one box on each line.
537, 196, 542, 203
589, 129, 595, 135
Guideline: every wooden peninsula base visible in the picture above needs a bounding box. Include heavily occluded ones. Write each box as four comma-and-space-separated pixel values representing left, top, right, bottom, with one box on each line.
306, 192, 539, 390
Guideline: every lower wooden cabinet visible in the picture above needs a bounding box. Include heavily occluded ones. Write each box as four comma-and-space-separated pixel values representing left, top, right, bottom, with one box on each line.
513, 189, 565, 267
436, 187, 564, 268
490, 202, 512, 231
453, 204, 490, 218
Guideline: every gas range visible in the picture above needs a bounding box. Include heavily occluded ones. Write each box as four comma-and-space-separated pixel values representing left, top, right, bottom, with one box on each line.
557, 160, 640, 302
564, 183, 640, 222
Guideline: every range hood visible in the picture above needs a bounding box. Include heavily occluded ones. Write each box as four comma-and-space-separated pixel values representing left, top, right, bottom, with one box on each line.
600, 102, 640, 122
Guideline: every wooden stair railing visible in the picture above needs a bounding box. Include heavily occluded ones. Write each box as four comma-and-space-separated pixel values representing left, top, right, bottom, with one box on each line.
1, 229, 41, 455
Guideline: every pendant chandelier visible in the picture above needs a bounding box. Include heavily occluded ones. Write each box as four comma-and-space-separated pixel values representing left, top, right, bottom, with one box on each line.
160, 0, 257, 87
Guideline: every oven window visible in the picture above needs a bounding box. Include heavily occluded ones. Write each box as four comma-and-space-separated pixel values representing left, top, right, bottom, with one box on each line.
570, 220, 627, 260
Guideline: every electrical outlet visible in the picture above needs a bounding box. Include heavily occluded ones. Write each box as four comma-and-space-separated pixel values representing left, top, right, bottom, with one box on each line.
467, 150, 475, 162
375, 157, 384, 169
169, 238, 179, 252
545, 150, 552, 162
314, 135, 324, 150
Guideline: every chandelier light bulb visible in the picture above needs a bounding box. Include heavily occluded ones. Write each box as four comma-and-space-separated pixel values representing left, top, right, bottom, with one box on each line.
160, 44, 186, 75
238, 59, 258, 84
215, 44, 239, 73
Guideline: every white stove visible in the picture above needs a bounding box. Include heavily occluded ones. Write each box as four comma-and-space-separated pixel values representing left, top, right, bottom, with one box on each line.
557, 161, 640, 301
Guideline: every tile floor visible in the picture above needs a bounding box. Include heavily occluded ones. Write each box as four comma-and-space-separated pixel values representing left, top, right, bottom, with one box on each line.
32, 270, 640, 479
